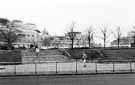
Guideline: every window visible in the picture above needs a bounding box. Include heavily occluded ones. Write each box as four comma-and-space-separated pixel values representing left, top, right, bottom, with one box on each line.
50, 37, 54, 40
32, 40, 34, 42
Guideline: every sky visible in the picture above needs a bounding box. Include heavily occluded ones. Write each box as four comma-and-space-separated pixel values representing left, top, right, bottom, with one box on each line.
1, 0, 135, 44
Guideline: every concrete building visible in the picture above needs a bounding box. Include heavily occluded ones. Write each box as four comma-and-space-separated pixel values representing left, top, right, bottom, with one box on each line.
0, 18, 10, 27
0, 18, 10, 45
111, 37, 131, 47
13, 22, 41, 48
49, 36, 70, 48
41, 29, 95, 48
0, 18, 41, 48
41, 28, 50, 41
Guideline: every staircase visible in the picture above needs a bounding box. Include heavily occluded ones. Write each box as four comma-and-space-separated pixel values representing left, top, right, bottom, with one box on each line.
21, 49, 69, 63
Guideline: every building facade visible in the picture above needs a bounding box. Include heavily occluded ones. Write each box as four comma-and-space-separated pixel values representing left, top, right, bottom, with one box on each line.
41, 29, 95, 48
110, 37, 131, 47
0, 18, 41, 48
13, 22, 41, 48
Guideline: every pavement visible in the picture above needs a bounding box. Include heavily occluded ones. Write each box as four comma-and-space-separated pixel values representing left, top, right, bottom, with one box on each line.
0, 74, 135, 85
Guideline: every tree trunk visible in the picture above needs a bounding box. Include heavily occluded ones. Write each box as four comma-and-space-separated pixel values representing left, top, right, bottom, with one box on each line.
118, 39, 120, 47
7, 42, 12, 50
71, 39, 74, 50
88, 40, 91, 48
104, 39, 105, 48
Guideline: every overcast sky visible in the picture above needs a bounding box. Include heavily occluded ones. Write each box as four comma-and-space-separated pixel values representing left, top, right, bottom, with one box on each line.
1, 0, 135, 43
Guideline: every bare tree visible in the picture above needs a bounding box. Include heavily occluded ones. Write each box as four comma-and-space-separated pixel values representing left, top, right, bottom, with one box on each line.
86, 26, 94, 48
100, 26, 108, 48
112, 26, 122, 47
0, 20, 23, 50
66, 21, 79, 50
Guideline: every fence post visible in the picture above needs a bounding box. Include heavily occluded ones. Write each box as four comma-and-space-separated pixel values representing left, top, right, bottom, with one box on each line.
33, 59, 34, 63
95, 62, 97, 73
130, 61, 132, 72
35, 63, 37, 74
113, 61, 115, 72
56, 62, 57, 73
14, 62, 16, 74
76, 61, 77, 74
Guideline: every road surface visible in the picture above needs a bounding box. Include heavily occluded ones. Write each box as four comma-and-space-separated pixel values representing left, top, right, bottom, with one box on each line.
0, 74, 135, 85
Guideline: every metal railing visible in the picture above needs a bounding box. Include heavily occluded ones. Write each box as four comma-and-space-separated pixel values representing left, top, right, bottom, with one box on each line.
0, 60, 135, 75
58, 48, 71, 59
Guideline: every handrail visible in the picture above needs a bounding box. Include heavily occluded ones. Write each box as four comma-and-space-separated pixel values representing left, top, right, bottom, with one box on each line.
0, 60, 135, 65
59, 48, 71, 59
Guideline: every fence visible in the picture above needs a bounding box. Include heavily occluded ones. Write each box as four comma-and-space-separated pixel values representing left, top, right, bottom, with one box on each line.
0, 60, 135, 75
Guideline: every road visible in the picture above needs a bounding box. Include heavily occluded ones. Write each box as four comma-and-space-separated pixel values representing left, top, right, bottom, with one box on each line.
0, 74, 135, 85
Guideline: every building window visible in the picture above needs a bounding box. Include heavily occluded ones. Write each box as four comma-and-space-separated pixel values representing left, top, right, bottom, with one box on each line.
32, 40, 34, 42
50, 37, 54, 40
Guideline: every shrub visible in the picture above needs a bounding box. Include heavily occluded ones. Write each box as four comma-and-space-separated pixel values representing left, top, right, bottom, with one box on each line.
0, 50, 22, 65
18, 47, 27, 50
67, 48, 135, 61
0, 45, 14, 50
85, 50, 105, 60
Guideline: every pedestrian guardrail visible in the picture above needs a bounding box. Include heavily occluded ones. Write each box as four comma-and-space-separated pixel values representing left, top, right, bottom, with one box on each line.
0, 60, 135, 75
